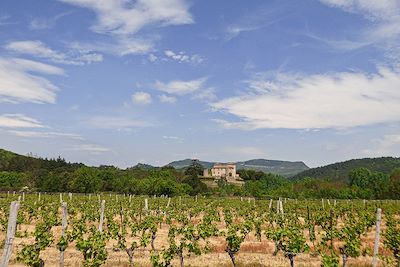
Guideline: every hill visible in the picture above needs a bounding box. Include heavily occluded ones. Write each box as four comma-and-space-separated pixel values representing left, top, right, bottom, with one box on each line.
166, 158, 309, 177
293, 157, 400, 181
129, 163, 158, 170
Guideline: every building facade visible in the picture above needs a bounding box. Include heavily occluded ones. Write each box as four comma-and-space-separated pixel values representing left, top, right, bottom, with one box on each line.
203, 163, 240, 180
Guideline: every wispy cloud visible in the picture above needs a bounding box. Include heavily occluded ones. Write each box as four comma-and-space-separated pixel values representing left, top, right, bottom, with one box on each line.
155, 77, 207, 95
29, 11, 72, 30
132, 91, 152, 105
212, 67, 400, 129
225, 25, 261, 40
191, 87, 216, 101
0, 114, 44, 128
8, 130, 82, 139
69, 143, 110, 154
89, 116, 153, 130
319, 0, 400, 62
223, 146, 264, 156
59, 0, 194, 56
69, 38, 154, 57
162, 135, 182, 142
363, 134, 400, 156
0, 57, 62, 103
224, 2, 294, 41
303, 32, 372, 51
5, 40, 103, 65
163, 50, 204, 64
159, 94, 177, 104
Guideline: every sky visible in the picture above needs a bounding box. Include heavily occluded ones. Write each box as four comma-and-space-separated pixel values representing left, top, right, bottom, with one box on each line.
0, 0, 399, 168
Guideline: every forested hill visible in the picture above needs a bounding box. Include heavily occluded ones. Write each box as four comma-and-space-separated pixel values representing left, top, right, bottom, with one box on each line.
1, 148, 400, 199
293, 157, 400, 181
167, 158, 309, 177
0, 148, 83, 172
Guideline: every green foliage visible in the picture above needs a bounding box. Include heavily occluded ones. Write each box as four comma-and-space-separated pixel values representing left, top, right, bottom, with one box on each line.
76, 227, 108, 267
389, 168, 400, 198
184, 160, 204, 176
17, 221, 53, 267
17, 245, 44, 267
321, 252, 339, 267
384, 215, 400, 265
69, 167, 102, 193
0, 147, 400, 198
0, 171, 27, 190
294, 157, 400, 182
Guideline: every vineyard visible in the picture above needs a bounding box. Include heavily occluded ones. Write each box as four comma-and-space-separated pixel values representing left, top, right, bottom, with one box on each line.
0, 193, 399, 267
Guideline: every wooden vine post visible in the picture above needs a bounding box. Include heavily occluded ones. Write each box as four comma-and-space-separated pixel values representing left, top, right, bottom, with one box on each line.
372, 208, 382, 267
0, 201, 20, 267
99, 200, 105, 233
60, 202, 68, 267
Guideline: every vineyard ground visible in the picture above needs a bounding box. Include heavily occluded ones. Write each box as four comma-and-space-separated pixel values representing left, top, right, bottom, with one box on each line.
4, 216, 387, 267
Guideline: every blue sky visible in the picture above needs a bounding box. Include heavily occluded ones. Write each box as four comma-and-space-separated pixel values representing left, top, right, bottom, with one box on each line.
0, 0, 399, 168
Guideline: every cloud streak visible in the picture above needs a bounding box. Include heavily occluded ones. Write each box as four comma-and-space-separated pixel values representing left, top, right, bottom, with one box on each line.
69, 143, 110, 154
8, 130, 83, 139
159, 94, 177, 104
0, 57, 62, 103
0, 114, 44, 128
5, 40, 103, 65
212, 67, 400, 129
155, 77, 207, 95
319, 0, 400, 62
89, 116, 153, 130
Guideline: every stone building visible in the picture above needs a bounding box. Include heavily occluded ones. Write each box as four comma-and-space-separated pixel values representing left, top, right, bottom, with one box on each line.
203, 163, 240, 182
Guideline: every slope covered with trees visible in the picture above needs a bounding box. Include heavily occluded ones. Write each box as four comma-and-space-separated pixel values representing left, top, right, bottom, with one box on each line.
0, 148, 400, 199
293, 157, 400, 181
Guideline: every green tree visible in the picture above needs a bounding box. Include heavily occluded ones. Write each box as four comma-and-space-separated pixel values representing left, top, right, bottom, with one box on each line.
184, 160, 204, 176
389, 168, 400, 199
69, 167, 102, 193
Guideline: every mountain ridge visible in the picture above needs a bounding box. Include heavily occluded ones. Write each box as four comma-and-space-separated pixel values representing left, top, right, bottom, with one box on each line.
166, 158, 309, 177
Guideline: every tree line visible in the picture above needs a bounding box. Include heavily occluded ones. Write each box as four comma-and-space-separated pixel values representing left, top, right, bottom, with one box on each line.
0, 149, 399, 198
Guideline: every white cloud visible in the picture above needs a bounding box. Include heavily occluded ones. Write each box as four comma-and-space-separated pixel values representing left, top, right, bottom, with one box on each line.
363, 134, 400, 156
70, 143, 110, 153
192, 87, 216, 101
212, 67, 400, 129
60, 0, 193, 35
69, 38, 154, 57
223, 146, 264, 156
132, 91, 152, 105
5, 40, 103, 65
159, 94, 177, 104
225, 25, 260, 40
29, 11, 72, 30
89, 116, 152, 130
319, 0, 400, 61
8, 130, 82, 139
163, 50, 204, 64
320, 0, 400, 38
0, 57, 62, 103
59, 0, 193, 56
162, 135, 181, 141
319, 0, 399, 21
0, 114, 44, 128
148, 53, 158, 62
155, 77, 207, 95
